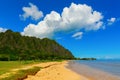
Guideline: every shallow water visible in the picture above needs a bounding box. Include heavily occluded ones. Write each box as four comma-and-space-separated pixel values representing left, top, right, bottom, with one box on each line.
76, 59, 120, 76
68, 60, 120, 80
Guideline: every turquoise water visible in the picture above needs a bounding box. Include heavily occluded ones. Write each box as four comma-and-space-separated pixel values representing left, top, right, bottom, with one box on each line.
75, 59, 120, 76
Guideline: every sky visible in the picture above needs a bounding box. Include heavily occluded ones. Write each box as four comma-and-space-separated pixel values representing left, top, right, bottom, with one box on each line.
0, 0, 120, 59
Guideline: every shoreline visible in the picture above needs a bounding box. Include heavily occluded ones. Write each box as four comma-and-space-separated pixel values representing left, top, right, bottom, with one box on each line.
2, 60, 119, 80
24, 61, 89, 80
67, 61, 120, 80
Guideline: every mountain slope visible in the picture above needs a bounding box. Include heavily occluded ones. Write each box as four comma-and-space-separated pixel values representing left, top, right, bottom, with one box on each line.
0, 30, 74, 61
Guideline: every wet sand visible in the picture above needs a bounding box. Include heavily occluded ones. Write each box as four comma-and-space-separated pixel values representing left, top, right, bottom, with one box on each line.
24, 61, 89, 80
68, 61, 120, 80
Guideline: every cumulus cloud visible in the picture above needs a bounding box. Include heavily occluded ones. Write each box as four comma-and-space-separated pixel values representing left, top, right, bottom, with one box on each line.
0, 27, 7, 33
20, 3, 43, 20
72, 32, 83, 39
107, 17, 116, 25
22, 3, 104, 39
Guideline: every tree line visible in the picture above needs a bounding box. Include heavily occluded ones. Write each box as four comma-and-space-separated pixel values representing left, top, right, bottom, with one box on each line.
0, 30, 74, 61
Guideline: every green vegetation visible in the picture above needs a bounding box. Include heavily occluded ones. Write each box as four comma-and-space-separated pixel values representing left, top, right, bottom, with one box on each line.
0, 30, 74, 61
0, 60, 63, 75
0, 61, 40, 75
0, 30, 97, 80
1, 66, 40, 80
75, 57, 96, 60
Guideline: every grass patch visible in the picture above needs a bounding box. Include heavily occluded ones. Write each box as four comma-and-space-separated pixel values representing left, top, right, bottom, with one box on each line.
0, 60, 63, 75
0, 61, 40, 75
1, 67, 41, 80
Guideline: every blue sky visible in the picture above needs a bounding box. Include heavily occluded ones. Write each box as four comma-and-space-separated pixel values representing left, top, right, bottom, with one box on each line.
0, 0, 120, 59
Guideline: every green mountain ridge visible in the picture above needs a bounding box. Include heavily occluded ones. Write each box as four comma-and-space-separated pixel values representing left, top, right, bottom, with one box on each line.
0, 30, 74, 61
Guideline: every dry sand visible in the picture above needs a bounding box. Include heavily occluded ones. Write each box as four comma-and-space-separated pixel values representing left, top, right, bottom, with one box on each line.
24, 61, 89, 80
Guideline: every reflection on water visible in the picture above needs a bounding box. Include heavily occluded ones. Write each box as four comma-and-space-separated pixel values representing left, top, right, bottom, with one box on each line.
76, 59, 120, 76
68, 60, 120, 80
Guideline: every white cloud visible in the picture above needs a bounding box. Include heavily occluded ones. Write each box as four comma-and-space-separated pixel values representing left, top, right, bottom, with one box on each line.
22, 11, 60, 38
72, 32, 83, 39
0, 27, 7, 33
60, 3, 103, 31
22, 3, 104, 39
107, 17, 116, 25
20, 3, 43, 20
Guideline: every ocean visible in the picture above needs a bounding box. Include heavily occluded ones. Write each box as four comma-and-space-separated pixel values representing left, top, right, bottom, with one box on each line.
68, 60, 120, 80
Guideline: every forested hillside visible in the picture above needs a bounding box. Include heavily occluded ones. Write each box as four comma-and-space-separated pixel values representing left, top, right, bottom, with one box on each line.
0, 30, 74, 61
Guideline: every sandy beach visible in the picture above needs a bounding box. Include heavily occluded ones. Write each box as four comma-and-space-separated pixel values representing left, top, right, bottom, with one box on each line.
24, 61, 89, 80
1, 61, 120, 80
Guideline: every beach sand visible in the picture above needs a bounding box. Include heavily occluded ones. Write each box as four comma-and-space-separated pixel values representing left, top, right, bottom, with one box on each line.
1, 61, 119, 80
24, 61, 89, 80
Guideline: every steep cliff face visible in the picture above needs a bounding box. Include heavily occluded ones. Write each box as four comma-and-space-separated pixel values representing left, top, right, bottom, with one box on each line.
0, 30, 74, 61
